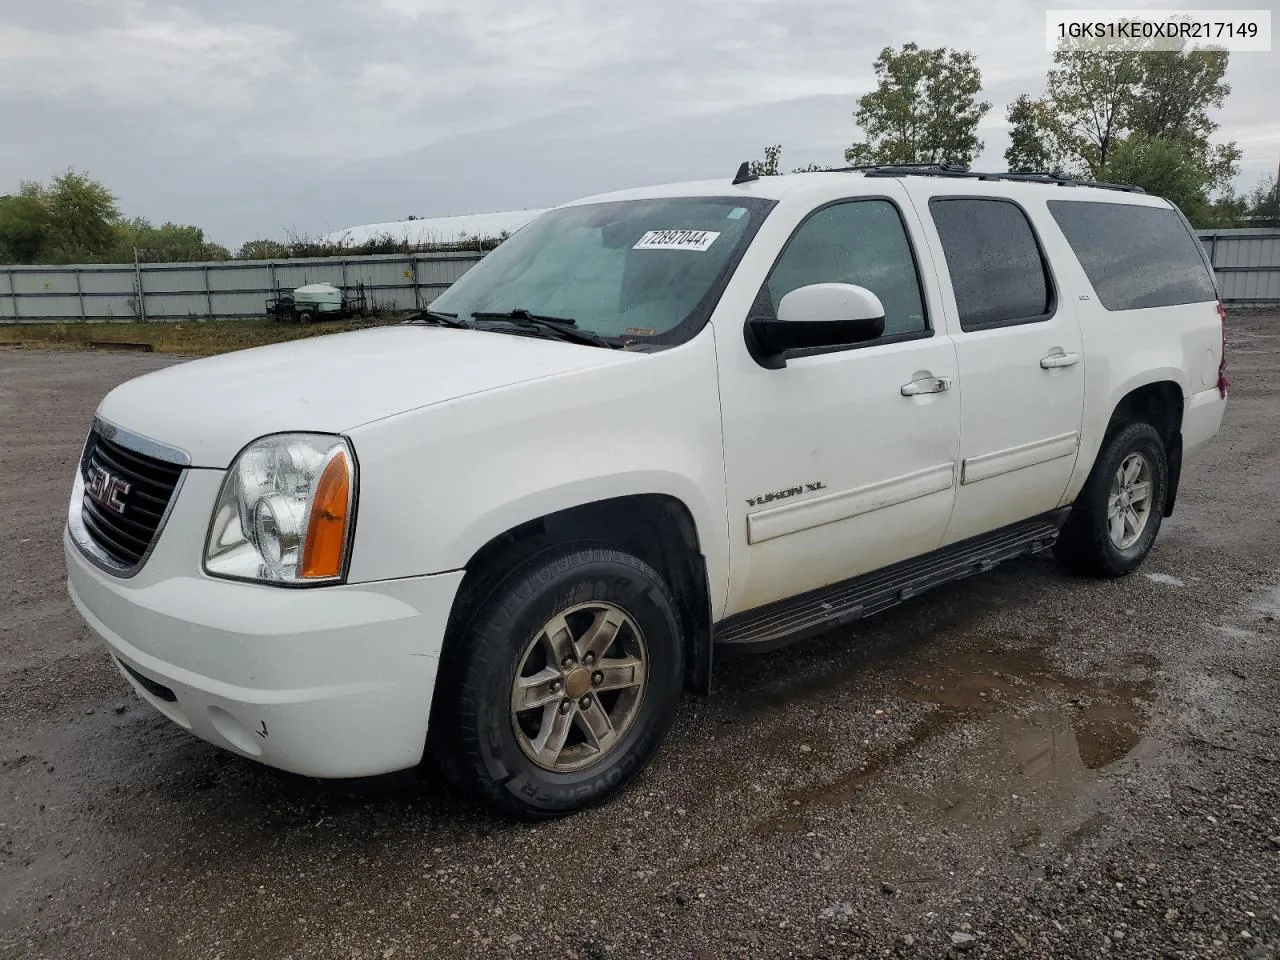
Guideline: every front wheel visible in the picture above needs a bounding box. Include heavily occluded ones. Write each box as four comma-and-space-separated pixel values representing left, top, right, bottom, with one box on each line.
431, 544, 684, 819
1055, 421, 1169, 578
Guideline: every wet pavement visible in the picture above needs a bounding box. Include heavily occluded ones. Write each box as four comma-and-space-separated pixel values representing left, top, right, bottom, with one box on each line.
2, 314, 1279, 959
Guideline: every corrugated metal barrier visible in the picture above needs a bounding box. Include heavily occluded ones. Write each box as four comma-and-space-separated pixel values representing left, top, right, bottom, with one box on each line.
0, 252, 484, 322
2, 228, 1278, 323
1197, 229, 1280, 305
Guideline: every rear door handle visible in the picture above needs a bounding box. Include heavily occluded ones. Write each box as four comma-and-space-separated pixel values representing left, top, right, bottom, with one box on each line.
1040, 352, 1081, 369
900, 376, 952, 396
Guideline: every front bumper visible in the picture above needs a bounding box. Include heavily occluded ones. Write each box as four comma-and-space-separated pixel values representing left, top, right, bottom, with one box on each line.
64, 467, 465, 779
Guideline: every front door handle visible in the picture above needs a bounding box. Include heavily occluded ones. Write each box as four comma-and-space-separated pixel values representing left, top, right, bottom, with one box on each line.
900, 375, 952, 396
1040, 352, 1081, 369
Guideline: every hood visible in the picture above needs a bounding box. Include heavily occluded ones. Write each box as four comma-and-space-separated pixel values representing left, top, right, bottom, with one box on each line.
96, 325, 637, 467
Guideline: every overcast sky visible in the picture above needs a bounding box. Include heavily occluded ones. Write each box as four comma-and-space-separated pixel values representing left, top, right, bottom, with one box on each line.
1, 0, 1276, 248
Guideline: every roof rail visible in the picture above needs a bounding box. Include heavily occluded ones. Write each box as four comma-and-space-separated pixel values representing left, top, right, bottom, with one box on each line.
1000, 168, 1147, 193
829, 163, 1146, 194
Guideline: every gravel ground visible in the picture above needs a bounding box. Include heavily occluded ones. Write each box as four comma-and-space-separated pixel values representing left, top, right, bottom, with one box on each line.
1, 313, 1278, 960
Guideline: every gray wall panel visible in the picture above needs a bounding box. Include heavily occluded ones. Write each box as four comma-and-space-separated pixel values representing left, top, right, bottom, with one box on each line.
5, 230, 1277, 323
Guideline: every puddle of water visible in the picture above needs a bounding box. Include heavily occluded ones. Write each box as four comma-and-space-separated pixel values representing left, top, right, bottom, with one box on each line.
898, 647, 1152, 771
1145, 572, 1186, 588
1212, 624, 1264, 641
1254, 584, 1280, 620
1069, 694, 1150, 768
757, 646, 1155, 837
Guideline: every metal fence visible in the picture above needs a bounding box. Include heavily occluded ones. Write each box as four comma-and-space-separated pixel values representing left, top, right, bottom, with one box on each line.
2, 228, 1278, 323
0, 252, 485, 323
1197, 229, 1280, 305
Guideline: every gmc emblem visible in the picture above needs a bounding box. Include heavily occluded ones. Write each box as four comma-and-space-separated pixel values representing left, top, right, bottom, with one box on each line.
85, 463, 131, 515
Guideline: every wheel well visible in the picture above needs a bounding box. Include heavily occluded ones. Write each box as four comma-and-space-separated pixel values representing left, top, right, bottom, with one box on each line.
1106, 381, 1183, 517
453, 495, 714, 695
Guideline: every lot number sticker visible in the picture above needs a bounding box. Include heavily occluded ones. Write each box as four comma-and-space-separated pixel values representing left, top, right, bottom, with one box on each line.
633, 229, 720, 252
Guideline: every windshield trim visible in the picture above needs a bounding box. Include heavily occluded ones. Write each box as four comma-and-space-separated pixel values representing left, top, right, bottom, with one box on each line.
429, 195, 779, 351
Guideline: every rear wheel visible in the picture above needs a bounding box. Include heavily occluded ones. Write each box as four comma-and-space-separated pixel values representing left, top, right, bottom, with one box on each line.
1055, 421, 1169, 577
431, 543, 684, 819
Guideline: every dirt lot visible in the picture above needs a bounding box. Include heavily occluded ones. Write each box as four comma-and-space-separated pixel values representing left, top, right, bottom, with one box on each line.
1, 313, 1278, 960
0, 316, 403, 357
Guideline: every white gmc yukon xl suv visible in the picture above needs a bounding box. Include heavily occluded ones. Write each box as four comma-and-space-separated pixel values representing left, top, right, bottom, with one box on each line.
64, 164, 1229, 819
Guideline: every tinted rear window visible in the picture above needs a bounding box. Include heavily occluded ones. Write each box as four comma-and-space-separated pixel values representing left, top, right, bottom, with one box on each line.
929, 198, 1053, 330
1047, 200, 1216, 311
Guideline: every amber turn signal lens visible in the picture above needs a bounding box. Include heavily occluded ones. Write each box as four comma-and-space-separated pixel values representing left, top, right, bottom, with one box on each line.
300, 450, 351, 579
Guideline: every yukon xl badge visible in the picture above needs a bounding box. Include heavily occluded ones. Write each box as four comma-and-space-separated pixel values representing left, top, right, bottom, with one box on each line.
746, 481, 826, 508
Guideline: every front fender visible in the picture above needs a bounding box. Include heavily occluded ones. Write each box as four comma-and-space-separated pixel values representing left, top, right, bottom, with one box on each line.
439, 469, 720, 578
344, 330, 730, 616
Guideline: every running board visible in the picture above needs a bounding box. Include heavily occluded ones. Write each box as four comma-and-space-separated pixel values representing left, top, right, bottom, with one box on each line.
713, 511, 1068, 653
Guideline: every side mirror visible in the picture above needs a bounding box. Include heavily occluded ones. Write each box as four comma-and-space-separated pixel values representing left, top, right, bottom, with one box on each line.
747, 283, 886, 366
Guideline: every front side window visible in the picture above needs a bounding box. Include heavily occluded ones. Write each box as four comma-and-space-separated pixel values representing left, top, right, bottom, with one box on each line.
929, 198, 1054, 331
763, 199, 928, 337
1046, 199, 1218, 311
428, 196, 774, 344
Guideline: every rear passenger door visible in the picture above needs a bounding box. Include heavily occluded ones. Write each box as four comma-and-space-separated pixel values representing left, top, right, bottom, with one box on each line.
922, 195, 1086, 544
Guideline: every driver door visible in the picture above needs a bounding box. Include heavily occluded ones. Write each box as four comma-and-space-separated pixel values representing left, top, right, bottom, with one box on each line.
716, 192, 962, 616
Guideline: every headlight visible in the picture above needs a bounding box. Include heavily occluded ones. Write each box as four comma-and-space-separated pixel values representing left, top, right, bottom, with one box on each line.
204, 433, 356, 585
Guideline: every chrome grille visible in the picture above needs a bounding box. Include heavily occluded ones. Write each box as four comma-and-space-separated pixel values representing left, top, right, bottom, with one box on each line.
77, 426, 184, 569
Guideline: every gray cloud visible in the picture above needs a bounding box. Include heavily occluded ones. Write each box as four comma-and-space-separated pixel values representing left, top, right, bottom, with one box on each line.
1, 0, 1274, 248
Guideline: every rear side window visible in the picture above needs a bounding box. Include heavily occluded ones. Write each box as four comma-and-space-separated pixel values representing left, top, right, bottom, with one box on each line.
1047, 200, 1217, 311
929, 198, 1054, 331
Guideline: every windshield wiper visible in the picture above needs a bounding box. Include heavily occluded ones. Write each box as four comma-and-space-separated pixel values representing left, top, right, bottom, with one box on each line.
405, 309, 473, 329
469, 309, 616, 349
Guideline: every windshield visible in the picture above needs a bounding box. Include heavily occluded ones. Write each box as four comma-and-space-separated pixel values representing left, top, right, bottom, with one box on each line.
428, 196, 774, 343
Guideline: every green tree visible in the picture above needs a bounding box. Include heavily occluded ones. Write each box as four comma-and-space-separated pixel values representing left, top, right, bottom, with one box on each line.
1007, 34, 1239, 196
845, 43, 991, 166
0, 183, 51, 263
1202, 189, 1248, 227
748, 144, 782, 176
1005, 94, 1057, 172
1131, 44, 1238, 194
115, 218, 231, 262
1129, 46, 1229, 141
0, 169, 239, 264
0, 170, 120, 264
41, 169, 121, 263
1104, 135, 1212, 221
1243, 175, 1279, 226
748, 145, 834, 176
1041, 48, 1145, 177
236, 238, 291, 260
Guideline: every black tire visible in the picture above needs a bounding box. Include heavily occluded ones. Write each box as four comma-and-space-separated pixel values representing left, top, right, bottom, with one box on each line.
429, 543, 684, 820
1054, 421, 1169, 578
297, 310, 314, 325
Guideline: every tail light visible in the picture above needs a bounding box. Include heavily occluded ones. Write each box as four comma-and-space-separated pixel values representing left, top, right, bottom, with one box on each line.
1216, 300, 1230, 399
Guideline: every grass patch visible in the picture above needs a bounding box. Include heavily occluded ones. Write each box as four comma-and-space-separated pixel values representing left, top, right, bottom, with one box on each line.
0, 316, 407, 357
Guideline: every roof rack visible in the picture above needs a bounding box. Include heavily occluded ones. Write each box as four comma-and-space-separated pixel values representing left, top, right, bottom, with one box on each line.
821, 162, 1145, 194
